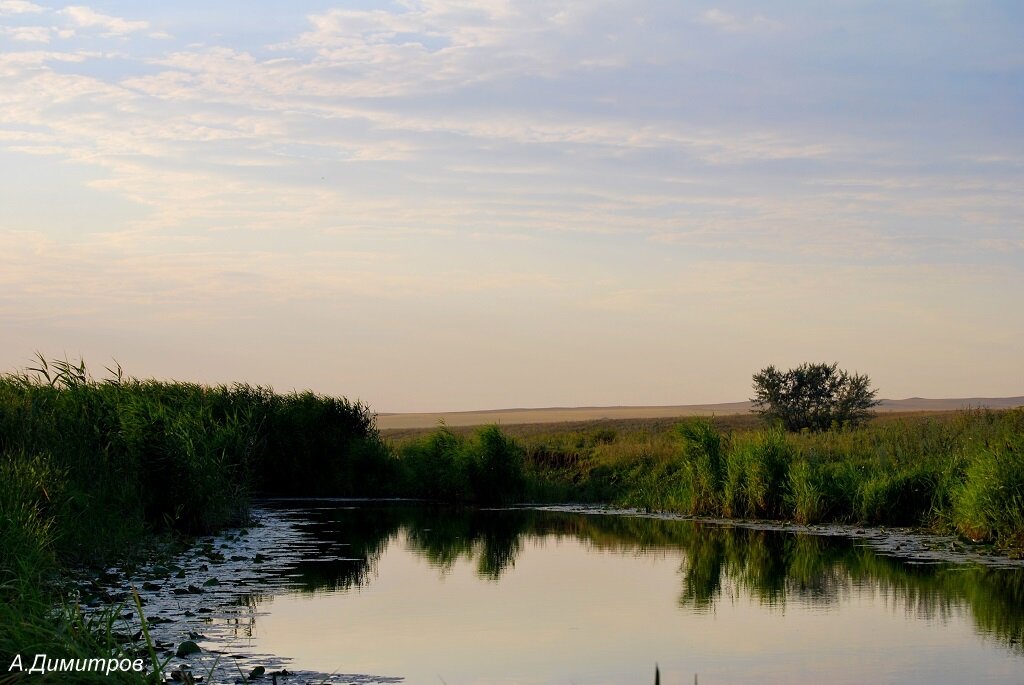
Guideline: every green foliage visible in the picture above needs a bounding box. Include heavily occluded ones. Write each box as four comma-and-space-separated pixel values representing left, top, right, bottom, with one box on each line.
752, 362, 879, 432
0, 453, 61, 597
400, 425, 469, 500
676, 420, 725, 515
506, 407, 1024, 552
469, 426, 527, 504
0, 361, 393, 540
397, 425, 527, 504
723, 429, 792, 519
788, 460, 823, 524
722, 443, 751, 518
0, 354, 400, 640
743, 429, 792, 518
857, 466, 938, 525
0, 357, 403, 680
260, 389, 393, 497
954, 432, 1024, 547
4, 356, 1024, 673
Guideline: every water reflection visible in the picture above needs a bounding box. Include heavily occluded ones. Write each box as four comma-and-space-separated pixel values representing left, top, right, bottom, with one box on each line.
265, 503, 1024, 654
213, 503, 1024, 684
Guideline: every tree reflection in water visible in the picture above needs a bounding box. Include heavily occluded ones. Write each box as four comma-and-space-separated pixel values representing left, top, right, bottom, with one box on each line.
264, 503, 1024, 653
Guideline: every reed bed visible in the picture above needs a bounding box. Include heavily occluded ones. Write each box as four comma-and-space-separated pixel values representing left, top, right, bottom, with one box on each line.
389, 405, 1024, 552
0, 359, 390, 678
485, 407, 1024, 552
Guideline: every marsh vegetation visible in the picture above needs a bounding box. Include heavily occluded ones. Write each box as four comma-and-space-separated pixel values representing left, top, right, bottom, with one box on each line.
490, 408, 1024, 551
1, 358, 1022, 681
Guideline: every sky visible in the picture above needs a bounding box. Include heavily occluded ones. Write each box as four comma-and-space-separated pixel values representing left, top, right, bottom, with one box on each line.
1, 1, 1022, 412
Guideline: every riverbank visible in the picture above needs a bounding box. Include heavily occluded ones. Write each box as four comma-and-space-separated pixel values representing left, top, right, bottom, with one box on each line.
385, 407, 1024, 554
1, 362, 1022, 680
0, 364, 391, 681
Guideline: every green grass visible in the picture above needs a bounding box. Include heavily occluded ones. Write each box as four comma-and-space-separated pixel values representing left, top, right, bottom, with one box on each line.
396, 424, 527, 504
385, 407, 1024, 560
953, 431, 1024, 548
397, 407, 1024, 554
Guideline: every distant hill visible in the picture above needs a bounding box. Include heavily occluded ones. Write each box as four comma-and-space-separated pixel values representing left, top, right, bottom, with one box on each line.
376, 396, 1024, 430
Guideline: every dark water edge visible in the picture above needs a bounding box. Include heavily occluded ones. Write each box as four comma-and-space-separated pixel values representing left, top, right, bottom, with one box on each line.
81, 500, 1024, 684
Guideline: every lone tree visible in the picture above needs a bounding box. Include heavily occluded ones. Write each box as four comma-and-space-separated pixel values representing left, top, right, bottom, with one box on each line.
751, 362, 880, 432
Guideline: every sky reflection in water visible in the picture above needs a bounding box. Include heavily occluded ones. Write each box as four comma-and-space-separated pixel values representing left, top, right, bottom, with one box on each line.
239, 504, 1024, 685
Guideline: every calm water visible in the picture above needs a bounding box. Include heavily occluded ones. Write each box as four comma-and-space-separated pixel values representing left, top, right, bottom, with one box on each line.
152, 502, 1024, 685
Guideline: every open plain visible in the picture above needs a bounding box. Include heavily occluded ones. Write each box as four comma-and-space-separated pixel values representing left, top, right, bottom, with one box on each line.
377, 396, 1024, 430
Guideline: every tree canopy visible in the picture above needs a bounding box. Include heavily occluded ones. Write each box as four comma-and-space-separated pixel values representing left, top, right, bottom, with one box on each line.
751, 362, 880, 431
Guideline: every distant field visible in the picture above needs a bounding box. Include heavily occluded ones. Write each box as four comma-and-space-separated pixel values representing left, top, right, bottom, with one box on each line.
377, 396, 1024, 432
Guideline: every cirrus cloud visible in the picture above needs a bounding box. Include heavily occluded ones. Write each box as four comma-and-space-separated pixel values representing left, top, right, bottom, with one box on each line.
0, 0, 44, 15
57, 5, 149, 36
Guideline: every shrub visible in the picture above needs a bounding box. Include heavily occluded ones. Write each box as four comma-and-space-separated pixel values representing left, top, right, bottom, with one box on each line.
398, 425, 526, 504
399, 426, 469, 501
467, 426, 527, 504
752, 362, 879, 432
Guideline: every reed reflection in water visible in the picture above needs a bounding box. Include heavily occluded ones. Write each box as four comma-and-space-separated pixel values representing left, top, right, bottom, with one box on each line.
242, 503, 1023, 684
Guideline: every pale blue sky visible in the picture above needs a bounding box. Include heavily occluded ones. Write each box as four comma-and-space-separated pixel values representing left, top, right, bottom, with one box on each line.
1, 1, 1021, 411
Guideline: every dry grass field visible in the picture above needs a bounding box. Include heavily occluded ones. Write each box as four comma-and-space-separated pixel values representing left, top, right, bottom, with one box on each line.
377, 396, 1024, 434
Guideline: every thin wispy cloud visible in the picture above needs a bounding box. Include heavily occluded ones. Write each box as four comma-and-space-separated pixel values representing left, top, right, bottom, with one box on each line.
0, 0, 43, 15
697, 8, 782, 33
1, 24, 48, 41
58, 5, 149, 36
0, 1, 1021, 409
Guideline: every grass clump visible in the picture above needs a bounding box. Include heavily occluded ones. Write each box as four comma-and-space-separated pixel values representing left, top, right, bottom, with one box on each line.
738, 429, 792, 518
0, 453, 61, 592
953, 432, 1024, 548
397, 425, 526, 504
677, 420, 725, 516
788, 460, 823, 524
857, 466, 938, 525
